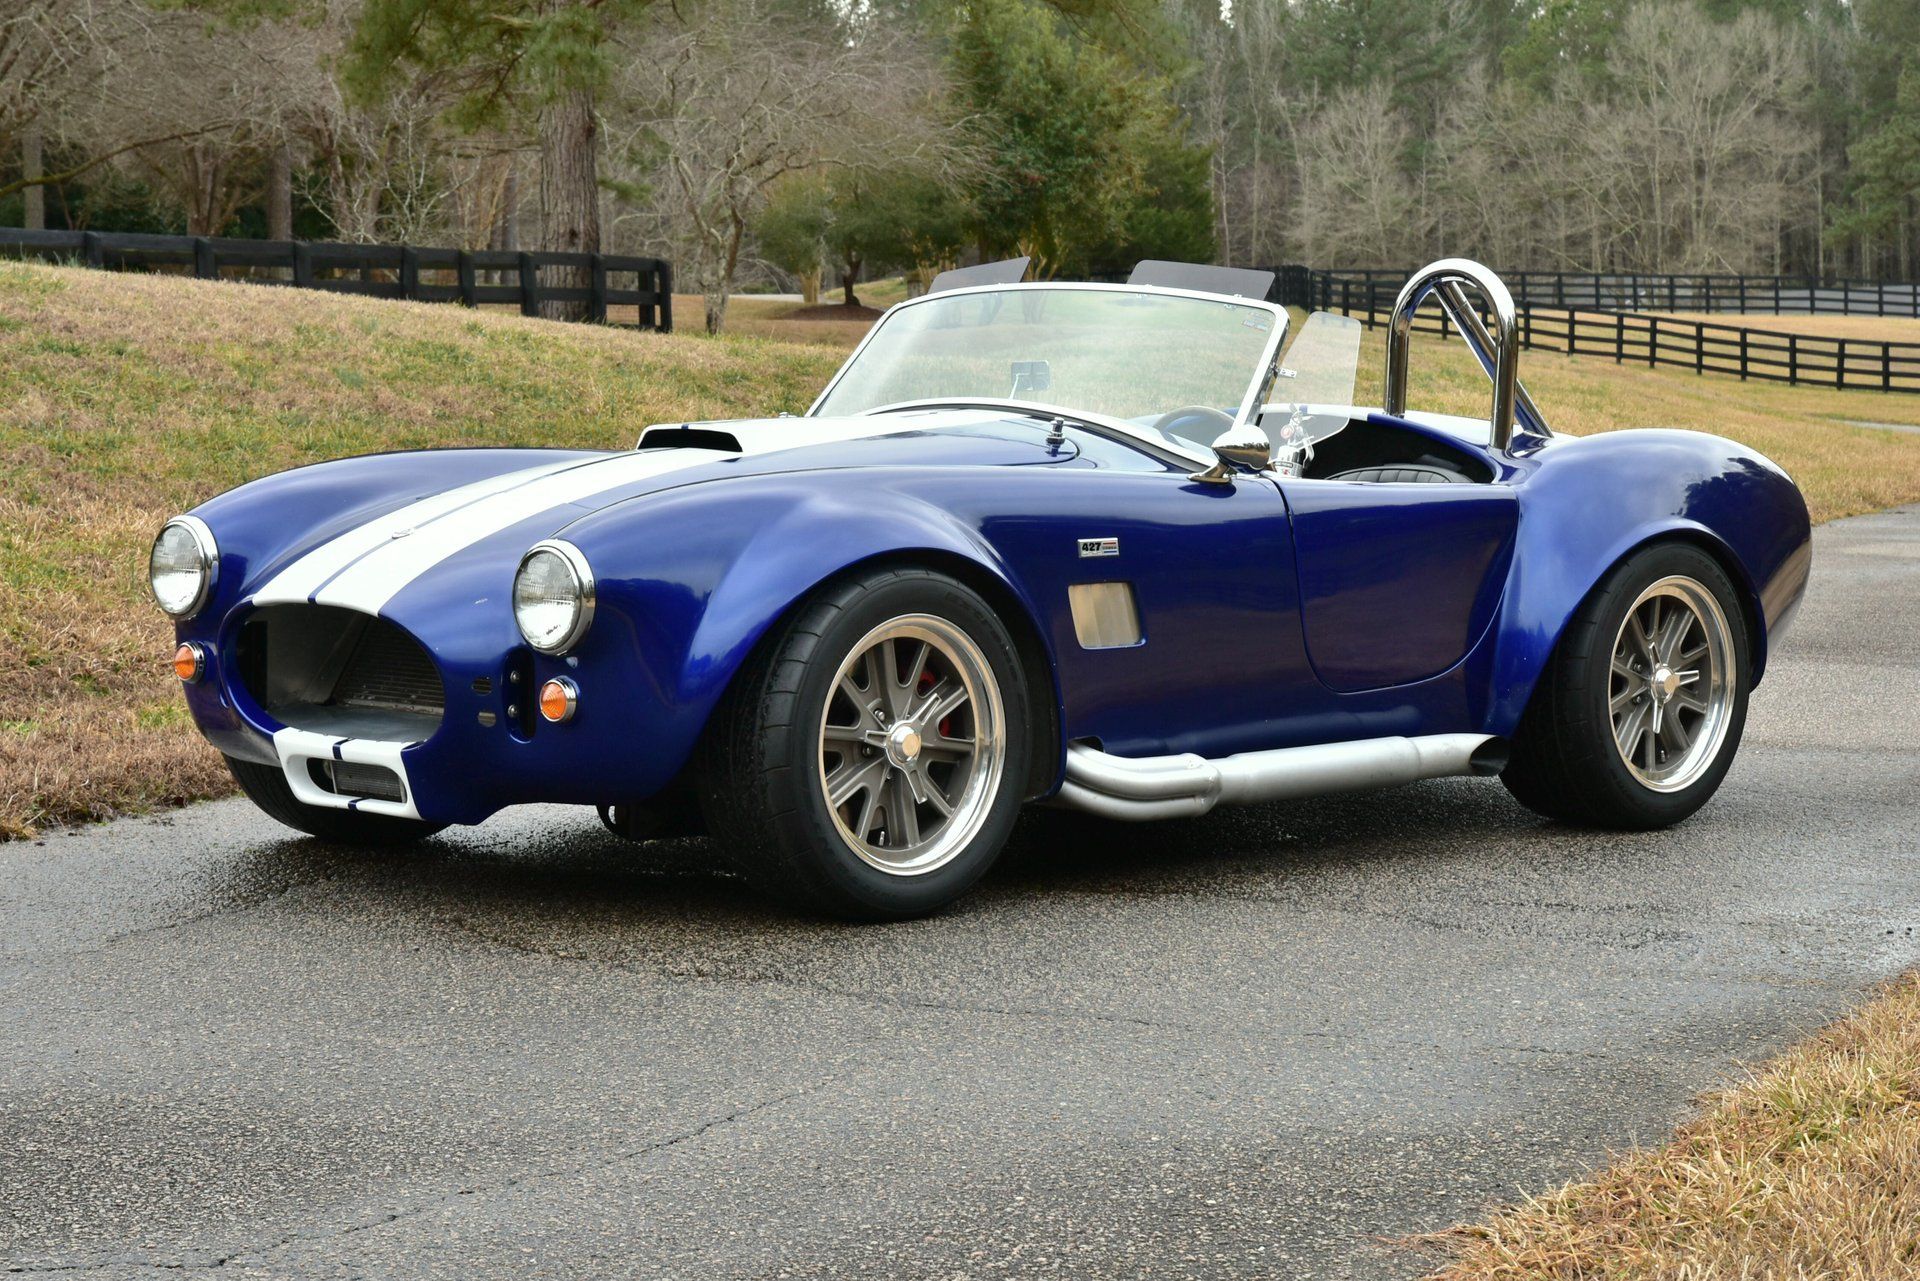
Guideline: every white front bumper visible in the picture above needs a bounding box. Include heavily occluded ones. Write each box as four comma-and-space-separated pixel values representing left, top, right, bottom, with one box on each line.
271, 728, 421, 821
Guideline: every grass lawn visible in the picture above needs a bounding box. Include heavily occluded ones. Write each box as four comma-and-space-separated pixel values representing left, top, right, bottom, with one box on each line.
1425, 972, 1920, 1278
1658, 311, 1920, 343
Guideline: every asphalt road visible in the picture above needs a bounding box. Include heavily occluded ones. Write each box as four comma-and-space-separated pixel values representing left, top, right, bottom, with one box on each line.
5, 507, 1918, 1280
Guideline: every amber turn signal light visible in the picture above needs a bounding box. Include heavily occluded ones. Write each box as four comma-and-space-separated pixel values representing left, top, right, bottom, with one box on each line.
538, 677, 578, 723
172, 641, 205, 684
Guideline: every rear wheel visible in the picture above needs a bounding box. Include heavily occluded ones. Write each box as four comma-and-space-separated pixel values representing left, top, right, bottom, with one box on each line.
1502, 543, 1749, 829
699, 566, 1032, 920
225, 755, 447, 845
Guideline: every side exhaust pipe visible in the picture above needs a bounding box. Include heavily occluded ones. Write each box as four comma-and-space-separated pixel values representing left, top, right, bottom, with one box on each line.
1057, 734, 1506, 821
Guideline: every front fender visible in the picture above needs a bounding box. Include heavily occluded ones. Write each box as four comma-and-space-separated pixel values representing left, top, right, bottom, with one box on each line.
547, 471, 1053, 801
1485, 429, 1812, 736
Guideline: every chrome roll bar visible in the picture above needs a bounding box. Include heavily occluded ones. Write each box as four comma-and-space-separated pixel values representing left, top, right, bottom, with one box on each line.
1383, 258, 1546, 452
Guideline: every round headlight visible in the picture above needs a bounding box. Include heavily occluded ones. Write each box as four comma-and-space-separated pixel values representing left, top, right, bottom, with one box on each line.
513, 540, 595, 654
149, 516, 217, 618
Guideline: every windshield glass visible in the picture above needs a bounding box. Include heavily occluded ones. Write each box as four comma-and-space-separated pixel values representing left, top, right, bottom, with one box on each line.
811, 286, 1282, 429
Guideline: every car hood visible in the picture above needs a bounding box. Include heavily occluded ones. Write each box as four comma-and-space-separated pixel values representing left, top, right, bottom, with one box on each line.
207, 408, 1072, 618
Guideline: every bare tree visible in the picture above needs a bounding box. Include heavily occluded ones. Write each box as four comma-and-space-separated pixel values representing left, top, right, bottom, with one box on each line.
1597, 4, 1815, 273
1291, 81, 1430, 266
614, 0, 971, 333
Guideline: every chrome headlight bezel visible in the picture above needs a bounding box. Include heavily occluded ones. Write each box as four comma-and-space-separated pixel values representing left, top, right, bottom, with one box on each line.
513, 539, 596, 655
149, 515, 219, 619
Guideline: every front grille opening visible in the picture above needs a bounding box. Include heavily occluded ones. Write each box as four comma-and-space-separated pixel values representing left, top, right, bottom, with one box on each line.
308, 759, 407, 804
238, 604, 445, 742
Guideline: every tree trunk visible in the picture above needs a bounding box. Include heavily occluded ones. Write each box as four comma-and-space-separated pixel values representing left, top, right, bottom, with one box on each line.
267, 146, 293, 242
495, 166, 519, 250
22, 126, 44, 231
704, 214, 747, 335
538, 86, 600, 321
841, 254, 861, 307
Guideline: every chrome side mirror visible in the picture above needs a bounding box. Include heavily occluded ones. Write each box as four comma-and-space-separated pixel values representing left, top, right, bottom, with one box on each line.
1189, 423, 1272, 485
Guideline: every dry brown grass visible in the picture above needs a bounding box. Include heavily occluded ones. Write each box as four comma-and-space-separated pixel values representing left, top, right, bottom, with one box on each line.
1424, 972, 1920, 1279
689, 295, 883, 348
1659, 312, 1920, 343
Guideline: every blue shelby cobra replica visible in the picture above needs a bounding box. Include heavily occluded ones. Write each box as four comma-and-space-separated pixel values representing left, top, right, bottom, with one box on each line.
150, 258, 1811, 919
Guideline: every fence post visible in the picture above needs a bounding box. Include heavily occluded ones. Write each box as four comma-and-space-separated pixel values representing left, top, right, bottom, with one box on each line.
81, 231, 103, 268
193, 237, 215, 279
1885, 344, 1893, 392
400, 246, 420, 301
456, 251, 476, 307
518, 252, 540, 317
1616, 312, 1625, 364
1836, 338, 1846, 390
1739, 327, 1749, 381
1567, 309, 1577, 356
1648, 316, 1659, 368
657, 260, 674, 333
292, 242, 313, 288
588, 254, 608, 324
1738, 276, 1748, 313
1694, 322, 1704, 376
1788, 333, 1799, 384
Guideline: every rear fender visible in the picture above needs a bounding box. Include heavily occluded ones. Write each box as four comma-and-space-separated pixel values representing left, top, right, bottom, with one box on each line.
1485, 430, 1811, 736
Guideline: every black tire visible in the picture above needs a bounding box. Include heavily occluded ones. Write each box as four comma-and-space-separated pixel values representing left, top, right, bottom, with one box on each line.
225, 755, 447, 845
1502, 542, 1750, 829
698, 565, 1034, 921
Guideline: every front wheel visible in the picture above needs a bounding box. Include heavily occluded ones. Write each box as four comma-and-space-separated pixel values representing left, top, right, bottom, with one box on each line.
699, 566, 1032, 920
225, 755, 447, 845
1502, 543, 1749, 829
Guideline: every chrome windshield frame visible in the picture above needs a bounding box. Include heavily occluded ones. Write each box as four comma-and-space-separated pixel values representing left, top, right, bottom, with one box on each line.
805, 282, 1290, 450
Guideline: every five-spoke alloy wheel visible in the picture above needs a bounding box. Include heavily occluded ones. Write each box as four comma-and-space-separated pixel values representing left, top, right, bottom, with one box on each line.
1503, 542, 1750, 829
701, 566, 1032, 920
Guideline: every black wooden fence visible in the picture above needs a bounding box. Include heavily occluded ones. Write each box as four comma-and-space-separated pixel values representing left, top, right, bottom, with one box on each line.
1274, 265, 1920, 319
1270, 266, 1920, 395
0, 228, 673, 332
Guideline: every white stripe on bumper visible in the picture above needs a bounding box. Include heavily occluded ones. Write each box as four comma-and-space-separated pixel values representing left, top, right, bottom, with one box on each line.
273, 728, 421, 821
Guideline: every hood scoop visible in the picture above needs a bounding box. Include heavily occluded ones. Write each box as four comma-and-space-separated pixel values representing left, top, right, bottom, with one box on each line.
639, 425, 743, 452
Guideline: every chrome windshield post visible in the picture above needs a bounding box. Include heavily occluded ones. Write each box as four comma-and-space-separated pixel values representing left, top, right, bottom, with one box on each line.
1383, 258, 1546, 452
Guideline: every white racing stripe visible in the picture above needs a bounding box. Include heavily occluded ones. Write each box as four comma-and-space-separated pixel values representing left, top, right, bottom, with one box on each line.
250, 412, 995, 616
312, 448, 730, 613
251, 456, 590, 606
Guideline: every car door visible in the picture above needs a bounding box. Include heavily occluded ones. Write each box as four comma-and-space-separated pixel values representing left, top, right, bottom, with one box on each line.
1277, 476, 1519, 692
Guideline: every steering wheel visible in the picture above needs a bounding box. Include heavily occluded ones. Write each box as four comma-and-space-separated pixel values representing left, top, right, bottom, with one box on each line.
1147, 405, 1236, 445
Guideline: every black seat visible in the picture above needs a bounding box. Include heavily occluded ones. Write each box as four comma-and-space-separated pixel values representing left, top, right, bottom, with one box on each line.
1325, 464, 1469, 484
